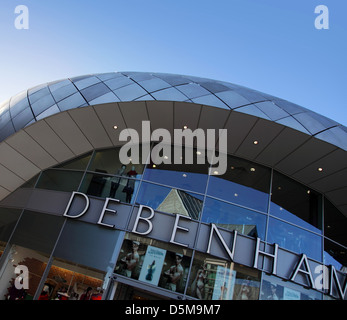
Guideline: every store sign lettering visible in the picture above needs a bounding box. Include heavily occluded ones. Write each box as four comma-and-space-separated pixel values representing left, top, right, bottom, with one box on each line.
63, 191, 347, 300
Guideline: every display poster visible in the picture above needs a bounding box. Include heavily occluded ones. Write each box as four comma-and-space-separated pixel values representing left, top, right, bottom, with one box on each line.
283, 287, 301, 300
138, 245, 167, 286
212, 266, 236, 300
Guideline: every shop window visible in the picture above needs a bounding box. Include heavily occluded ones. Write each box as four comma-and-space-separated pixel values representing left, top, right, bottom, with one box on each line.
260, 274, 322, 300
79, 173, 139, 203
114, 233, 192, 294
267, 217, 322, 262
323, 238, 347, 273
143, 145, 209, 194
270, 171, 322, 233
0, 245, 50, 300
207, 154, 271, 212
38, 258, 105, 300
135, 182, 203, 220
187, 251, 261, 300
35, 169, 83, 193
201, 197, 267, 239
55, 152, 92, 171
88, 148, 144, 178
0, 208, 22, 258
0, 210, 65, 299
324, 199, 347, 247
53, 220, 121, 272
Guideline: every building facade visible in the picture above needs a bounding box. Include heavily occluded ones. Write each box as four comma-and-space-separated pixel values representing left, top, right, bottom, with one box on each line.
0, 72, 346, 300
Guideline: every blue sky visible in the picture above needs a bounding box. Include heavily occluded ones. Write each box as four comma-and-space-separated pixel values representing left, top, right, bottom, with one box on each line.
0, 0, 346, 125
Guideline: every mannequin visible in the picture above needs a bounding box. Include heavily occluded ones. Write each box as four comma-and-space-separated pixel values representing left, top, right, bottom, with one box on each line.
123, 166, 138, 203
110, 165, 126, 198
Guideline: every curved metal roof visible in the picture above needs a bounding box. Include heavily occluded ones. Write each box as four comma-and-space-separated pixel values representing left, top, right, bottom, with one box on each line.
0, 71, 346, 150
0, 72, 346, 217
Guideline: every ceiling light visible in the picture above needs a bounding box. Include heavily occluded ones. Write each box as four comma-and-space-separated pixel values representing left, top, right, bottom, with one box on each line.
113, 125, 118, 130
196, 151, 202, 155
213, 170, 219, 175
183, 125, 188, 130
152, 164, 156, 168
318, 167, 323, 172
250, 167, 256, 172
307, 190, 311, 194
253, 140, 259, 145
182, 174, 187, 178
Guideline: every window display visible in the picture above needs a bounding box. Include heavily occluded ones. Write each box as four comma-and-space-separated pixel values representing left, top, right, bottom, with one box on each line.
114, 233, 192, 294
187, 252, 261, 300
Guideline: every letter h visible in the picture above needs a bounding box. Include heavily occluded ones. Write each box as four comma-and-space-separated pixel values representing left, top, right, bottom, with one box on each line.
253, 238, 278, 275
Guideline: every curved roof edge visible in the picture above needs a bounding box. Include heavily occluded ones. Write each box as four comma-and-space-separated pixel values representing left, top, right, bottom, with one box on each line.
0, 71, 346, 151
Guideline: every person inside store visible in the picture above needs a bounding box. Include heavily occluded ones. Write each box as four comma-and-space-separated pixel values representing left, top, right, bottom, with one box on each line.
80, 286, 93, 300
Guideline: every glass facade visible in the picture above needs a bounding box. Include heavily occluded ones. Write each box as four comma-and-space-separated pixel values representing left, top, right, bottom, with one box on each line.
0, 144, 345, 300
1, 72, 346, 151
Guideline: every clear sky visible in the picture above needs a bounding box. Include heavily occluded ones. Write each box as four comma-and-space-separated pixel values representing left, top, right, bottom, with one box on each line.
0, 0, 346, 125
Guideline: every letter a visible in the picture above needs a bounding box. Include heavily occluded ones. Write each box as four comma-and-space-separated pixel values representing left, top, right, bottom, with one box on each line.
15, 5, 29, 30
315, 5, 329, 30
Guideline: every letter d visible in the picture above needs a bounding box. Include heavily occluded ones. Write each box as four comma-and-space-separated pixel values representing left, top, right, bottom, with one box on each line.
63, 192, 90, 219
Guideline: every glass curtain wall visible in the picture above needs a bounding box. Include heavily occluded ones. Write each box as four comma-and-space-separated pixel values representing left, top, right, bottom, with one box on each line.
11, 145, 346, 300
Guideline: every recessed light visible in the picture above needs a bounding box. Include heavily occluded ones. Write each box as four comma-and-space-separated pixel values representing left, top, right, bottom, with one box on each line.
253, 140, 259, 145
318, 167, 323, 172
307, 190, 311, 194
250, 167, 256, 172
113, 125, 118, 130
183, 125, 188, 130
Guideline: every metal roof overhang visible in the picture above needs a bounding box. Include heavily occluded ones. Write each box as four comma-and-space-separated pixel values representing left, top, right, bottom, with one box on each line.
0, 101, 346, 217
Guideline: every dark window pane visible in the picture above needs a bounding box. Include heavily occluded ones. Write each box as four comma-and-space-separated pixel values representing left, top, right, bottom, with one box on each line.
0, 207, 21, 245
270, 171, 322, 233
55, 152, 92, 171
53, 220, 121, 271
10, 210, 64, 254
324, 238, 347, 272
324, 199, 347, 247
35, 169, 83, 192
267, 217, 322, 261
88, 148, 144, 176
202, 197, 267, 239
207, 155, 270, 212
79, 173, 137, 204
135, 182, 203, 220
